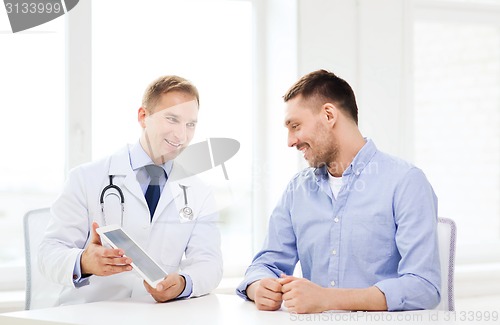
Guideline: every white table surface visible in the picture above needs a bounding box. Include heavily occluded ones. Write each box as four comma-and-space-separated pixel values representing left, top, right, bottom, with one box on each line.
0, 293, 465, 325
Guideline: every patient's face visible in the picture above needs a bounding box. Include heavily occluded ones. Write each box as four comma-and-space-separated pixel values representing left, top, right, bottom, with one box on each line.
284, 96, 338, 168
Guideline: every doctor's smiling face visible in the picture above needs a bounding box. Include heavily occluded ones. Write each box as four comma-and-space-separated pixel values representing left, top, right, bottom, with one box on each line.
139, 90, 199, 164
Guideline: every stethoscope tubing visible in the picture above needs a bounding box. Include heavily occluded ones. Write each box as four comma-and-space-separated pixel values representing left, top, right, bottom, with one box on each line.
100, 175, 194, 225
100, 175, 125, 226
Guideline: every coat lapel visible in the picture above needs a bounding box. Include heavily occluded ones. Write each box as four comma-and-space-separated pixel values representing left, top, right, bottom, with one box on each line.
107, 148, 193, 224
108, 146, 147, 207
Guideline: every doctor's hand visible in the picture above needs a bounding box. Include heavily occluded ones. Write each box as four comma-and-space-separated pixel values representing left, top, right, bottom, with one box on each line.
80, 222, 133, 276
246, 278, 283, 311
144, 273, 186, 303
280, 275, 328, 314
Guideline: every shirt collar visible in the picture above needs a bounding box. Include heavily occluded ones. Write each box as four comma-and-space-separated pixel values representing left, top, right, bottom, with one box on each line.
129, 141, 173, 176
346, 138, 377, 176
314, 138, 378, 180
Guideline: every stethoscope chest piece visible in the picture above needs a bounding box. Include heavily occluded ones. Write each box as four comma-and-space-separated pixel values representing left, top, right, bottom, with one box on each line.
179, 184, 194, 221
180, 206, 194, 220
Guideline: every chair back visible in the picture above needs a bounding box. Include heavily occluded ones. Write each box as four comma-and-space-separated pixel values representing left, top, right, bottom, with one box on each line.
23, 208, 63, 309
433, 217, 457, 311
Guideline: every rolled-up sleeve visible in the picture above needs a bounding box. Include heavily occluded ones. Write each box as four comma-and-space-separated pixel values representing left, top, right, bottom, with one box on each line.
236, 186, 298, 300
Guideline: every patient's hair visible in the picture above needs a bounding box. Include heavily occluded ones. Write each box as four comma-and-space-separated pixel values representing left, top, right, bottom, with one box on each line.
283, 69, 358, 124
142, 75, 199, 113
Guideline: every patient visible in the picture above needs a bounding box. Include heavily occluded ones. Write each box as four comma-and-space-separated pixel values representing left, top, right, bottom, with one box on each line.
236, 69, 441, 313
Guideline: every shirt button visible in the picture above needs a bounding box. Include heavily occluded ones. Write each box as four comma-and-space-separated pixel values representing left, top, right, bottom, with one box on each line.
334, 217, 339, 223
332, 250, 337, 255
330, 280, 336, 287
355, 171, 360, 176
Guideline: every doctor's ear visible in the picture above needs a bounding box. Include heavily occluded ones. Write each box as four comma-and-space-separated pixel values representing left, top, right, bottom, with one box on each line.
138, 107, 147, 128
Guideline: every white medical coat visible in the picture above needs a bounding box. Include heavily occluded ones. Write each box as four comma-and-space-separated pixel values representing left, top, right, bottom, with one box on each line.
38, 146, 223, 305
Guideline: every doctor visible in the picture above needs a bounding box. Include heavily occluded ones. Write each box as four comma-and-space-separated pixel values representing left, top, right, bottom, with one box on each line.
39, 75, 222, 305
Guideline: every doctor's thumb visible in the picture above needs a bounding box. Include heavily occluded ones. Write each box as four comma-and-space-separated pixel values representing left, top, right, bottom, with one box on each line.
90, 221, 102, 245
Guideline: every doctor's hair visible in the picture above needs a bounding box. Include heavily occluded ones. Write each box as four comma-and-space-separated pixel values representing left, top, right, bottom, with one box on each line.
142, 75, 200, 112
283, 69, 358, 125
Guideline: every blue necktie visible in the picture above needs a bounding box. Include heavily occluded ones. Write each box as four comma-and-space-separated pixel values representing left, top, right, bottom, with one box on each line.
144, 165, 164, 220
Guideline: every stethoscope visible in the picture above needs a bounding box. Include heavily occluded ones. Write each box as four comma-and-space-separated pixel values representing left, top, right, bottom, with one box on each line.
100, 175, 125, 226
178, 184, 194, 221
100, 175, 194, 225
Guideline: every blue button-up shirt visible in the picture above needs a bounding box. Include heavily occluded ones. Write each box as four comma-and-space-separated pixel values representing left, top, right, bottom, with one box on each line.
236, 139, 440, 311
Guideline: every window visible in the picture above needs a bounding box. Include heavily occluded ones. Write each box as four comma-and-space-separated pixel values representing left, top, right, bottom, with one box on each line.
91, 0, 253, 276
0, 14, 65, 274
414, 2, 500, 263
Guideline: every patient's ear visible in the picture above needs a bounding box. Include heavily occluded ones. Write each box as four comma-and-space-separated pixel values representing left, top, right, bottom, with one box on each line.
322, 103, 338, 127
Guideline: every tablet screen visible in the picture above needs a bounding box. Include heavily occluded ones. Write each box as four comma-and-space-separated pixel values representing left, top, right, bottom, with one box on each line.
104, 229, 166, 282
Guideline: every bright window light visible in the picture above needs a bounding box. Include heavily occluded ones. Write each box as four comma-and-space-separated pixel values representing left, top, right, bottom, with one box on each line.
0, 16, 65, 264
414, 21, 500, 246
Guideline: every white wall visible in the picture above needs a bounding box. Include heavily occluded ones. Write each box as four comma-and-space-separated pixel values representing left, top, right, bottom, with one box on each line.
297, 0, 414, 160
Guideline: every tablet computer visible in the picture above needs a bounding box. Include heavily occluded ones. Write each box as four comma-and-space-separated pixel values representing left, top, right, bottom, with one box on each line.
96, 224, 167, 288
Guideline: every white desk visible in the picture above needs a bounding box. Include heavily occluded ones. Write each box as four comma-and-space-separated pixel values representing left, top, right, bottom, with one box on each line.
0, 294, 461, 324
